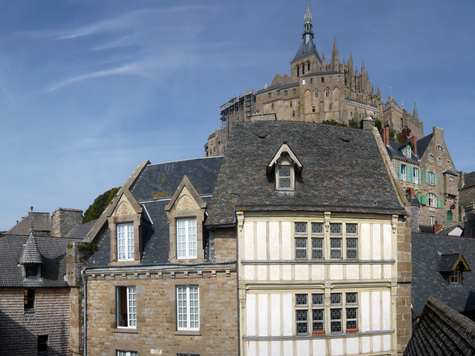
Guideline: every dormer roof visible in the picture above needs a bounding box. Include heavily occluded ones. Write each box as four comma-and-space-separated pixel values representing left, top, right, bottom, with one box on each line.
439, 253, 470, 273
19, 232, 43, 265
267, 143, 303, 174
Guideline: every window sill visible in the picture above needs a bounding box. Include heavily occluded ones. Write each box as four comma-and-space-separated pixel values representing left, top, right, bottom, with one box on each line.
114, 328, 138, 334
175, 330, 201, 336
24, 310, 36, 315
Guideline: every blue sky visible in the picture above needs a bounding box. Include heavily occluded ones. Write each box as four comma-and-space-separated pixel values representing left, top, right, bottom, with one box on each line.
0, 0, 474, 230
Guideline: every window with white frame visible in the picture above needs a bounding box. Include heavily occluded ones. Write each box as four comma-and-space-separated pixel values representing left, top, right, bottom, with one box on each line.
117, 223, 134, 261
428, 171, 436, 185
295, 292, 357, 335
413, 167, 419, 185
330, 223, 342, 259
117, 352, 137, 356
117, 286, 137, 328
177, 286, 199, 331
295, 222, 307, 259
401, 164, 407, 182
177, 219, 197, 258
427, 193, 437, 208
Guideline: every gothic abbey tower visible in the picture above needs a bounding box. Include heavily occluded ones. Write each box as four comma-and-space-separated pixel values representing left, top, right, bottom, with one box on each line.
205, 0, 424, 157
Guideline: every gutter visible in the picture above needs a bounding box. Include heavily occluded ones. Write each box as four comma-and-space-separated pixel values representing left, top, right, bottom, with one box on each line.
81, 267, 87, 356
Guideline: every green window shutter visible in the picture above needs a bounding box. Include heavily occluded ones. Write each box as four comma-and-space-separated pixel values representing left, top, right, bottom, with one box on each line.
419, 168, 422, 185
425, 170, 429, 183
398, 163, 402, 181
434, 173, 438, 186
421, 195, 426, 205
447, 210, 453, 221
410, 166, 414, 183
438, 199, 443, 209
407, 166, 411, 182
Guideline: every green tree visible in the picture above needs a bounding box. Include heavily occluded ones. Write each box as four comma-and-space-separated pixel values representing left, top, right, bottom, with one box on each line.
321, 119, 348, 127
389, 129, 397, 141
374, 119, 382, 132
83, 187, 120, 223
349, 112, 360, 128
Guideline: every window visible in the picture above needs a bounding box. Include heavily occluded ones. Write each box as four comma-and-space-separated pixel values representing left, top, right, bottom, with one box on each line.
308, 62, 310, 71
325, 88, 330, 97
290, 101, 293, 108
292, 110, 295, 117
271, 103, 274, 110
117, 286, 137, 328
346, 224, 358, 259
312, 106, 316, 113
277, 163, 293, 190
268, 92, 271, 99
427, 171, 436, 185
310, 78, 314, 84
311, 223, 324, 259
117, 223, 134, 261
302, 79, 306, 85
293, 89, 297, 95
117, 352, 138, 356
329, 76, 333, 83
447, 210, 453, 221
315, 90, 318, 98
38, 335, 48, 356
295, 223, 307, 259
330, 223, 342, 259
450, 269, 461, 284
430, 216, 435, 226
277, 90, 280, 96
436, 145, 443, 151
295, 294, 308, 334
284, 90, 288, 96
438, 157, 442, 167
177, 219, 197, 258
329, 104, 332, 111
177, 286, 199, 331
331, 292, 358, 333
337, 75, 341, 82
321, 77, 324, 83
24, 289, 35, 312
413, 168, 419, 185
427, 193, 437, 208
429, 155, 434, 163
404, 146, 411, 158
25, 265, 39, 278
400, 164, 407, 182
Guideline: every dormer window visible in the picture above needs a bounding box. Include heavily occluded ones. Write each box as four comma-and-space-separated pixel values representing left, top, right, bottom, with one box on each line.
439, 253, 471, 285
404, 146, 411, 158
450, 269, 461, 284
268, 143, 303, 192
25, 265, 40, 279
117, 223, 134, 261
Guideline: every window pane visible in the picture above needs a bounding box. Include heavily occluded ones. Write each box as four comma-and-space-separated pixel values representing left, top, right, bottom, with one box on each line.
279, 165, 291, 177
311, 222, 323, 234
346, 223, 357, 234
295, 238, 307, 259
296, 294, 307, 305
296, 310, 308, 334
346, 238, 358, 259
312, 294, 324, 305
312, 309, 324, 331
128, 287, 137, 327
330, 223, 342, 234
295, 222, 307, 234
346, 293, 357, 304
330, 293, 341, 305
312, 238, 324, 259
330, 309, 342, 332
330, 238, 342, 259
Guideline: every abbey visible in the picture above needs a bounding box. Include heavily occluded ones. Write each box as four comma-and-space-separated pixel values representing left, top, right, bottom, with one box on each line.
205, 0, 424, 158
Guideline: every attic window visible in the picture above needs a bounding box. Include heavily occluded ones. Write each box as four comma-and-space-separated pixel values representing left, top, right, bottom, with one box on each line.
25, 265, 39, 279
277, 162, 292, 190
268, 143, 303, 192
404, 146, 411, 158
450, 269, 461, 284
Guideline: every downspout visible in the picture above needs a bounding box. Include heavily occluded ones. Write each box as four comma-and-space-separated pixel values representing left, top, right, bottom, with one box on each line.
81, 267, 87, 356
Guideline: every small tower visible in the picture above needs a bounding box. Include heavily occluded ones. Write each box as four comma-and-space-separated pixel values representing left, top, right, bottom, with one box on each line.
331, 38, 339, 71
20, 207, 43, 279
302, 0, 314, 43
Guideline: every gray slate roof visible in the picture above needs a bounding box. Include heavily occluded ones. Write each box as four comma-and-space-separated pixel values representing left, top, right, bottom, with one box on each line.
412, 233, 475, 316
87, 157, 223, 268
207, 121, 405, 226
19, 233, 43, 264
404, 297, 475, 356
0, 234, 74, 287
417, 133, 433, 158
292, 37, 321, 63
66, 220, 95, 239
386, 141, 419, 163
464, 171, 475, 189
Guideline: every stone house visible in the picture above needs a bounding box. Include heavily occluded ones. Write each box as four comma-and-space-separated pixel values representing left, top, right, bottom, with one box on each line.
382, 126, 459, 229
0, 209, 84, 355
206, 121, 412, 356
83, 157, 239, 356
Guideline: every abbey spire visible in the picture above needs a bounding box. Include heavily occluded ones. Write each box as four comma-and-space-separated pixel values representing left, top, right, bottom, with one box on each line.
303, 0, 314, 42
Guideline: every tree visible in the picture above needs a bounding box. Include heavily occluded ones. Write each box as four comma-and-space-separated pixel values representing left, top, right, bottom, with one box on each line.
349, 111, 360, 128
321, 119, 348, 127
374, 119, 382, 132
389, 129, 397, 141
83, 187, 120, 223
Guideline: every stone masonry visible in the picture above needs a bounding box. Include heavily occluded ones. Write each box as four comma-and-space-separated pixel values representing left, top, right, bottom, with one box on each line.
52, 208, 83, 238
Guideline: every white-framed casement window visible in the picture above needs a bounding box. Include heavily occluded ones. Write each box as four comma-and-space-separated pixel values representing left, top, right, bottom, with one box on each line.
117, 223, 134, 261
400, 164, 407, 182
427, 193, 437, 208
117, 351, 138, 356
117, 286, 137, 328
413, 167, 419, 185
177, 286, 199, 331
276, 161, 294, 190
330, 292, 358, 333
330, 223, 342, 259
177, 219, 197, 258
427, 171, 436, 185
404, 146, 411, 158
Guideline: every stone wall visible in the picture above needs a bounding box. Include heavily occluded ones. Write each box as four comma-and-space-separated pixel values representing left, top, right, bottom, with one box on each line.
0, 287, 70, 355
52, 208, 83, 237
213, 227, 236, 263
86, 269, 238, 356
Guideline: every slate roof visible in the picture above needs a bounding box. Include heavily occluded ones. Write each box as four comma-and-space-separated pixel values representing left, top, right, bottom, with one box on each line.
417, 133, 433, 158
0, 234, 74, 287
87, 157, 224, 268
292, 37, 321, 63
464, 171, 475, 188
206, 121, 405, 226
255, 82, 299, 95
411, 233, 475, 316
386, 141, 419, 163
19, 233, 43, 264
404, 297, 475, 356
66, 220, 95, 239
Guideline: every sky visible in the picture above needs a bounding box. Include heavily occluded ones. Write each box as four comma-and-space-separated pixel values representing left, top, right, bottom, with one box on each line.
0, 0, 474, 231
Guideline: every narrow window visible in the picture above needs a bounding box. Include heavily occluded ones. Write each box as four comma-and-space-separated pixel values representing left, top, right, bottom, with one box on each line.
311, 223, 324, 259
117, 352, 138, 356
177, 219, 197, 258
346, 293, 358, 331
401, 165, 407, 182
295, 294, 308, 334
330, 223, 342, 259
293, 111, 295, 117
325, 89, 330, 97
117, 223, 134, 261
312, 106, 316, 113
302, 79, 306, 85
337, 75, 341, 82
308, 62, 310, 71
430, 216, 435, 225
438, 157, 442, 167
312, 294, 324, 334
329, 76, 333, 83
310, 78, 314, 84
295, 222, 307, 259
268, 92, 272, 99
297, 67, 300, 77
450, 269, 461, 284
117, 286, 137, 328
293, 89, 297, 95
321, 77, 324, 83
277, 164, 292, 189
290, 101, 293, 108
315, 90, 318, 98
330, 293, 342, 333
24, 289, 35, 312
177, 286, 199, 331
346, 223, 358, 259
329, 104, 333, 111
302, 64, 305, 75
284, 90, 288, 96
38, 335, 48, 356
271, 103, 274, 110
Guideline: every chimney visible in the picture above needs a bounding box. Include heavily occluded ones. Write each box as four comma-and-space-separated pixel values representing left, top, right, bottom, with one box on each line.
52, 208, 83, 237
433, 221, 443, 234
407, 136, 417, 156
406, 187, 415, 199
381, 127, 390, 146
362, 117, 375, 131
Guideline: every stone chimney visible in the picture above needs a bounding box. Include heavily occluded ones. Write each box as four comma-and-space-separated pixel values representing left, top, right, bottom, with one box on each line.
381, 127, 390, 146
464, 203, 475, 237
406, 187, 415, 199
52, 208, 83, 237
433, 221, 443, 234
362, 117, 375, 131
407, 136, 417, 156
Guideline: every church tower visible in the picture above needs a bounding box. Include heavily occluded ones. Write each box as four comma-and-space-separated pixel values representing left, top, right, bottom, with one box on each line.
290, 0, 322, 79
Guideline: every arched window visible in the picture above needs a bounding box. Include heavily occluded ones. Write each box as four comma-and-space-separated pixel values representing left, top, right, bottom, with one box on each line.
315, 89, 319, 98
325, 88, 330, 97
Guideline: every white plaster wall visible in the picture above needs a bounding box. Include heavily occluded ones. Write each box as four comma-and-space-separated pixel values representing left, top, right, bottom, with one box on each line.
372, 224, 381, 260
372, 292, 381, 331
383, 224, 392, 259
246, 294, 256, 336
331, 338, 344, 355
282, 294, 292, 336
361, 291, 370, 332
297, 340, 310, 355
270, 294, 281, 336
269, 221, 280, 260
258, 294, 268, 336
282, 222, 292, 259
244, 221, 255, 260
346, 338, 359, 354
256, 222, 267, 260
313, 339, 326, 356
361, 223, 371, 260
